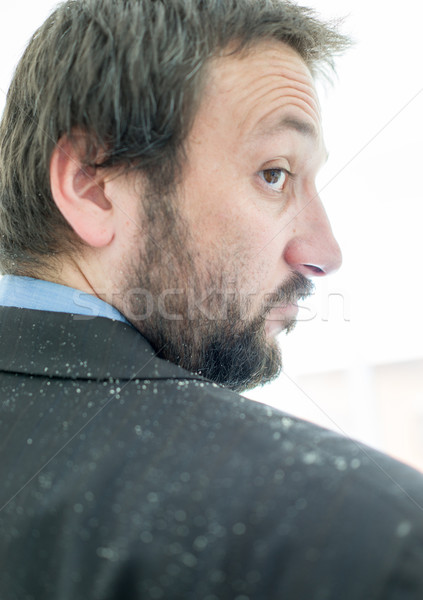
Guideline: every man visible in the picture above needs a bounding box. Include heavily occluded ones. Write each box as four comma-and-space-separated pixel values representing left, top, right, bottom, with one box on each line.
0, 1, 422, 598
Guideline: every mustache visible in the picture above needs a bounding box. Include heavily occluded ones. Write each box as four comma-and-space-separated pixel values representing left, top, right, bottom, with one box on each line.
265, 271, 314, 309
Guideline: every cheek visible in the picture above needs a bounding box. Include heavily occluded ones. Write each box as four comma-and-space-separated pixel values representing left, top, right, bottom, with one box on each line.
236, 219, 296, 300
180, 165, 290, 290
226, 222, 288, 297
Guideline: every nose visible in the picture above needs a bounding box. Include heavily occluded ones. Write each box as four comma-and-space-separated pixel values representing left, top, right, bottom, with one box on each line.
283, 196, 342, 278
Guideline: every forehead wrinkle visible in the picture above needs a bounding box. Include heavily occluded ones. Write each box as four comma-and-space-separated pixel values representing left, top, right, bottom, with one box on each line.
220, 65, 316, 103
254, 98, 320, 134
236, 76, 319, 112
222, 70, 320, 141
197, 42, 322, 148
210, 44, 315, 100
239, 90, 321, 142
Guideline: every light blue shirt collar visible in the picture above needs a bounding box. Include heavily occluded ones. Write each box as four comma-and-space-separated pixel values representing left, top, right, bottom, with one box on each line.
0, 275, 129, 324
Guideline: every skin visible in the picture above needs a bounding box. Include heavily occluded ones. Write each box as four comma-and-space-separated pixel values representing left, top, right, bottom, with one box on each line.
176, 41, 341, 334
49, 41, 342, 389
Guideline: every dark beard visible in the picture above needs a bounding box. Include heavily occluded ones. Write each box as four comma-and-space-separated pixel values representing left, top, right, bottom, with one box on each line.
117, 183, 313, 392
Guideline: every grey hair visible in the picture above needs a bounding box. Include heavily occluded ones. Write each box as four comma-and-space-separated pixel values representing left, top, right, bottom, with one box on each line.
0, 0, 349, 275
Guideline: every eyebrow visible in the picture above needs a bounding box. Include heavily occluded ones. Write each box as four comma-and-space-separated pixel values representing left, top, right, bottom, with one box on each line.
256, 115, 318, 140
252, 114, 329, 163
281, 116, 317, 139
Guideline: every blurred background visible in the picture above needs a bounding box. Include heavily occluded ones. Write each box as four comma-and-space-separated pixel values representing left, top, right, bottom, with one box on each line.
1, 1, 422, 469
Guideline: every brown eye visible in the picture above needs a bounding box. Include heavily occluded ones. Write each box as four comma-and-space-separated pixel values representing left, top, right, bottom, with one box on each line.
260, 168, 287, 192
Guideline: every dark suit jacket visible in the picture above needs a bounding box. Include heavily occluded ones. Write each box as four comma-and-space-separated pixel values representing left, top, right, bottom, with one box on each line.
1, 306, 423, 599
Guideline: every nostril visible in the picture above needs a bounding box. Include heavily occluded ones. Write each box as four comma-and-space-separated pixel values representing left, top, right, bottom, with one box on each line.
304, 264, 325, 276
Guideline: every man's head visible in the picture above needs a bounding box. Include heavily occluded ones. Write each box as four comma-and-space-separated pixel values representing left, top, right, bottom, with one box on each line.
0, 0, 349, 390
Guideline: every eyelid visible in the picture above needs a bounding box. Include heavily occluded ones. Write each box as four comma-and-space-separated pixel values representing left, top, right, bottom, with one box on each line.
262, 155, 292, 173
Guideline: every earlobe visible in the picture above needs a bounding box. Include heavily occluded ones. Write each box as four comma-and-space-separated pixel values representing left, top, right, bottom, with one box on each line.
50, 136, 115, 248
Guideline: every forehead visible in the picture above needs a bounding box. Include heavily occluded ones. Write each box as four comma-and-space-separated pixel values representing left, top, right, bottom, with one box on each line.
196, 41, 322, 146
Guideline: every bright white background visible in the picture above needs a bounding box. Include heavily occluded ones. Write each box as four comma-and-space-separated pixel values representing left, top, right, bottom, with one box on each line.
1, 1, 422, 464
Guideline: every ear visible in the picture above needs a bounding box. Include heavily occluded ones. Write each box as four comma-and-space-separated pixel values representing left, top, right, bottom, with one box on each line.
50, 136, 115, 248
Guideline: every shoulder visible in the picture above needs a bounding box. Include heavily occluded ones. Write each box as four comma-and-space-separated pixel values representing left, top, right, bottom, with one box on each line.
3, 367, 423, 598
64, 379, 423, 596
83, 374, 423, 522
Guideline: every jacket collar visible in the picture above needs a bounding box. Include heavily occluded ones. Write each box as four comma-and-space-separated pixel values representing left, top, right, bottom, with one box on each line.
0, 306, 205, 383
